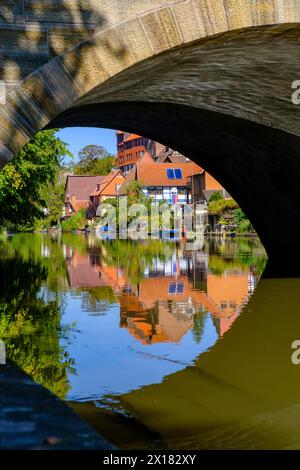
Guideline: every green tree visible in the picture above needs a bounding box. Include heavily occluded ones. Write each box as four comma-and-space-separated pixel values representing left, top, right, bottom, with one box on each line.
125, 180, 148, 205
208, 190, 224, 203
39, 176, 65, 227
0, 130, 70, 229
233, 208, 253, 233
74, 145, 116, 176
208, 198, 238, 216
61, 208, 88, 232
79, 144, 108, 162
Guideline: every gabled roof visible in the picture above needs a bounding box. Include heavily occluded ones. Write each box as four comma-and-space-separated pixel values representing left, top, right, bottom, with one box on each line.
65, 175, 106, 202
124, 133, 140, 142
118, 168, 136, 196
135, 152, 203, 187
90, 169, 124, 196
155, 147, 187, 164
118, 152, 203, 193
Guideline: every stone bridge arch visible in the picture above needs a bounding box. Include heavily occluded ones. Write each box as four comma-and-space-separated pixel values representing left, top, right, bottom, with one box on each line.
1, 1, 300, 274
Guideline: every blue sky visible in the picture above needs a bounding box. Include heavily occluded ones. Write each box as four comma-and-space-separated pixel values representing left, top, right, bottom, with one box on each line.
56, 127, 117, 162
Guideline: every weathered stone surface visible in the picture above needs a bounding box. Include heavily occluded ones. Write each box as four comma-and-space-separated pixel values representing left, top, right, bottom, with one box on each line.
0, 1, 24, 24
223, 0, 252, 30
0, 0, 298, 90
24, 0, 105, 26
173, 0, 207, 43
250, 0, 276, 25
0, 29, 48, 85
49, 27, 94, 58
0, 361, 114, 449
72, 25, 300, 140
197, 0, 229, 35
58, 40, 109, 95
141, 8, 182, 54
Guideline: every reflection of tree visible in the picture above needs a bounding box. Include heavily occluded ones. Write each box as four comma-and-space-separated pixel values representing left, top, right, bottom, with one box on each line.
208, 238, 267, 276
0, 232, 68, 292
192, 312, 207, 344
0, 258, 75, 399
101, 240, 174, 285
79, 286, 117, 314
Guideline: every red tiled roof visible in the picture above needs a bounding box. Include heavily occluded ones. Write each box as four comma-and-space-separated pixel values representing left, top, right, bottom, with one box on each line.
71, 200, 90, 212
65, 175, 106, 202
90, 169, 124, 196
118, 152, 203, 194
118, 168, 136, 195
135, 152, 203, 187
124, 133, 140, 142
155, 147, 187, 163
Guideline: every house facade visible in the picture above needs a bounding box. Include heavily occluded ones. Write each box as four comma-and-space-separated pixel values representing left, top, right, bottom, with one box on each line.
117, 131, 227, 201
64, 175, 106, 218
116, 131, 165, 173
64, 171, 125, 219
89, 169, 125, 214
119, 152, 203, 205
187, 171, 230, 204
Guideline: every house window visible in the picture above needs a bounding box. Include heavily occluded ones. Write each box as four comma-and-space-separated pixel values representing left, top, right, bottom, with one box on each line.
166, 168, 183, 179
174, 169, 183, 179
148, 187, 156, 197
167, 169, 175, 179
168, 283, 184, 294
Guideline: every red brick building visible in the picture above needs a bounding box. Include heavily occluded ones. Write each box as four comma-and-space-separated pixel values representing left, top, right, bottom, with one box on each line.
116, 131, 165, 173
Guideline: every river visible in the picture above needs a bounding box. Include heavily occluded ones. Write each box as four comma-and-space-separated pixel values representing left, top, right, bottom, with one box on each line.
2, 233, 299, 449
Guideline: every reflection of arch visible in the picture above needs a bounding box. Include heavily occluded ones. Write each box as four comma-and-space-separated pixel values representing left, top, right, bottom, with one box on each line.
115, 278, 300, 449
1, 2, 300, 273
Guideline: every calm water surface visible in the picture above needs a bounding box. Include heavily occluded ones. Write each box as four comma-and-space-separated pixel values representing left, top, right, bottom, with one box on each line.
2, 233, 300, 449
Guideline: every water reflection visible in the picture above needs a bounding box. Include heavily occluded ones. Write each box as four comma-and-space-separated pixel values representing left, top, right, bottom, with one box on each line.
65, 237, 262, 345
0, 233, 270, 448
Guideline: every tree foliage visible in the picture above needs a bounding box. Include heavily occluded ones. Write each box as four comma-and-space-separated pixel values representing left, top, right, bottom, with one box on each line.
74, 145, 115, 176
0, 130, 70, 228
233, 208, 253, 233
61, 209, 88, 232
208, 198, 238, 216
124, 180, 146, 204
208, 190, 224, 203
39, 177, 65, 227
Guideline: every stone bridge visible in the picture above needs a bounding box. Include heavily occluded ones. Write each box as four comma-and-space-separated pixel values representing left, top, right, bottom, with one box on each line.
1, 1, 300, 274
